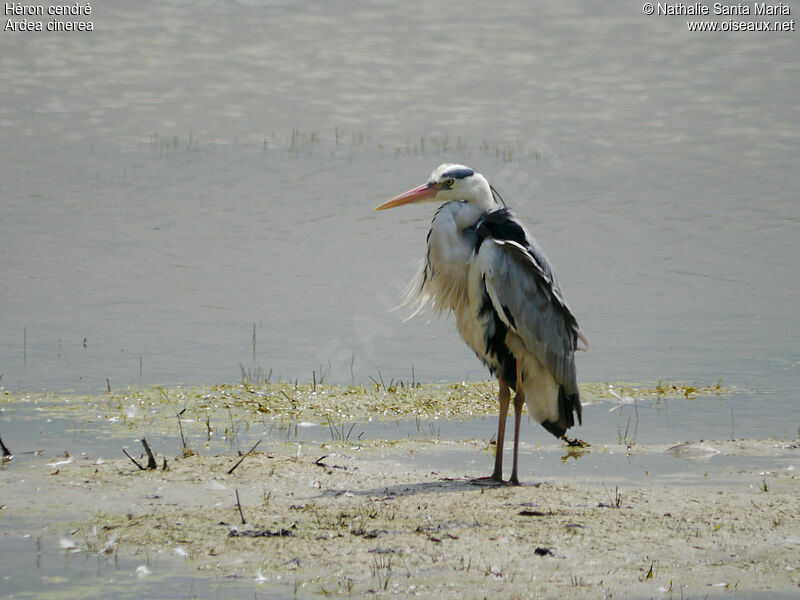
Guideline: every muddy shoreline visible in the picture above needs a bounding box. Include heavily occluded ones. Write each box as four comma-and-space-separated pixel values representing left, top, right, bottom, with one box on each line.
2, 439, 798, 598
1, 383, 798, 597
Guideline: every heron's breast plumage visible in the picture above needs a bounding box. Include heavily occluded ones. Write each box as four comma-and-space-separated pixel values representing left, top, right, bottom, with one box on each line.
413, 202, 582, 435
422, 203, 517, 383
411, 202, 481, 317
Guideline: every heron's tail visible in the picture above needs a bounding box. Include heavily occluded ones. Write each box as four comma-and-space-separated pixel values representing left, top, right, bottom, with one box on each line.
540, 385, 582, 438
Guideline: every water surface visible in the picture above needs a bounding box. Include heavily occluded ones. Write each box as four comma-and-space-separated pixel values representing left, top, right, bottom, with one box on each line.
1, 2, 798, 403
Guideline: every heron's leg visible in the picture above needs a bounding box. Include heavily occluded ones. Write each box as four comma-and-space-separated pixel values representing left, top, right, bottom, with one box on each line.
509, 359, 525, 486
470, 377, 509, 484
491, 377, 511, 482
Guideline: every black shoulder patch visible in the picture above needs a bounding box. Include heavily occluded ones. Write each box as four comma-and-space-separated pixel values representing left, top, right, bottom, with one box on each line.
476, 208, 529, 247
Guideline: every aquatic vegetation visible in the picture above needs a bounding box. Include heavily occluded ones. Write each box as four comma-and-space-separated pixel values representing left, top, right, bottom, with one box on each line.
1, 380, 734, 432
581, 380, 731, 403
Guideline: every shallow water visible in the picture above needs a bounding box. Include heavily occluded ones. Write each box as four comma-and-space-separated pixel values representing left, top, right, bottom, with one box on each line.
1, 1, 798, 597
1, 1, 798, 403
2, 388, 795, 488
0, 532, 295, 600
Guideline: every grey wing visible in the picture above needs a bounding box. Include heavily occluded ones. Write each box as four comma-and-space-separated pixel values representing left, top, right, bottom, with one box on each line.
475, 238, 587, 395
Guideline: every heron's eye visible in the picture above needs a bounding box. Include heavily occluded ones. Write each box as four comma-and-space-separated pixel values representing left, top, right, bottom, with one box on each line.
444, 178, 455, 188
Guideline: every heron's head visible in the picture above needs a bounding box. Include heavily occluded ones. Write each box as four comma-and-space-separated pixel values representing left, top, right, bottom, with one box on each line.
375, 164, 495, 212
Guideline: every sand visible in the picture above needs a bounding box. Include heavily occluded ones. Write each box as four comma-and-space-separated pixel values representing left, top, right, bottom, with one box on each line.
2, 437, 798, 598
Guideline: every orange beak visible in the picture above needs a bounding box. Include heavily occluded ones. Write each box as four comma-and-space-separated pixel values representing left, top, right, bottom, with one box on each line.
375, 182, 440, 211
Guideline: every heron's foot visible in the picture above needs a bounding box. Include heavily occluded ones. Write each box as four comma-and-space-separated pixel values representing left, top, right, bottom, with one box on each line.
469, 474, 505, 486
561, 435, 590, 448
508, 474, 521, 486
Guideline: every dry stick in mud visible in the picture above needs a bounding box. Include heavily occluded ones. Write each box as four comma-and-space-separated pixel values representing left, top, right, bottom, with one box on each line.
141, 437, 157, 469
176, 408, 188, 453
227, 439, 261, 475
235, 489, 246, 525
122, 438, 158, 470
122, 448, 146, 470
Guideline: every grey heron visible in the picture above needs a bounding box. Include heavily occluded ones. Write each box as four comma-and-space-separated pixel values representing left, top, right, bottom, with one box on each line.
376, 164, 588, 485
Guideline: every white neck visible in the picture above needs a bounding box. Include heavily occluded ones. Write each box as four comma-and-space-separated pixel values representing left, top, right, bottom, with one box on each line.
467, 173, 496, 212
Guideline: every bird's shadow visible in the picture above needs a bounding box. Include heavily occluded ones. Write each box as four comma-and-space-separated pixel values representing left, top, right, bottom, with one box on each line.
313, 477, 542, 500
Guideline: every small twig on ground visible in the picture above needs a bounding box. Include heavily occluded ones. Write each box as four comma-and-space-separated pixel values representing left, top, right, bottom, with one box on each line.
313, 455, 349, 471
0, 433, 12, 457
141, 438, 157, 469
123, 448, 145, 470
235, 489, 246, 524
227, 439, 262, 475
229, 528, 293, 538
106, 378, 111, 393
176, 408, 187, 451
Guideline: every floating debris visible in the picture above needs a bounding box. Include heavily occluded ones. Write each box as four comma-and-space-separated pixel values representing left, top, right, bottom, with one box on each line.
59, 537, 79, 551
135, 565, 151, 577
254, 570, 270, 583
97, 533, 118, 554
667, 441, 721, 461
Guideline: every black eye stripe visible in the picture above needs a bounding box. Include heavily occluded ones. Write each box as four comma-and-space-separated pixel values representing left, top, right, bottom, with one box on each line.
441, 167, 474, 180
